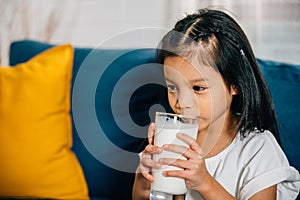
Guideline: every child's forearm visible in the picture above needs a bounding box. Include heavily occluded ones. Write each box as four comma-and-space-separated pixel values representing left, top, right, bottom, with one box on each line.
195, 174, 236, 200
132, 169, 151, 200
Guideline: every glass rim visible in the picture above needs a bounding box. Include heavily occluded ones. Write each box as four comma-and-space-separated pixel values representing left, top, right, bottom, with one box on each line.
155, 111, 200, 120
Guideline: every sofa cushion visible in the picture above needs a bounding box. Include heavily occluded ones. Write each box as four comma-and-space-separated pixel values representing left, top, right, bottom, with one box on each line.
0, 44, 89, 199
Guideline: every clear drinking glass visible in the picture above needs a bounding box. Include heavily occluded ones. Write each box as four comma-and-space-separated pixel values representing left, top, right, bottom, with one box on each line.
150, 112, 199, 200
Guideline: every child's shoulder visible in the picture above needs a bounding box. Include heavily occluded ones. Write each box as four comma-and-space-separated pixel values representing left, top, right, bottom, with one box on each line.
240, 129, 278, 148
237, 130, 289, 166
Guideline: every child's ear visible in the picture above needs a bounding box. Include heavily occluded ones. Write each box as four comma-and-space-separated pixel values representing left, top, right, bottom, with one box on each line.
231, 85, 239, 95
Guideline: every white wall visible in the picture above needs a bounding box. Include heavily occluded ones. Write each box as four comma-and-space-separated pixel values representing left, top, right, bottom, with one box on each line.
1, 0, 299, 65
57, 0, 197, 48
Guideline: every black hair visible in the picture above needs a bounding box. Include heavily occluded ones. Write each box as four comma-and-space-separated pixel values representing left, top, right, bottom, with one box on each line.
157, 8, 280, 143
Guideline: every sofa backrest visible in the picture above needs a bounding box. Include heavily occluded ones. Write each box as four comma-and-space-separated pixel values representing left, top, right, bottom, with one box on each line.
9, 40, 172, 199
257, 58, 300, 171
9, 40, 300, 199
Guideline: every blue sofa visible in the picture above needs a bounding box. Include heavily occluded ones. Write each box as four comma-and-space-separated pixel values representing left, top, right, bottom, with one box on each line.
9, 40, 300, 200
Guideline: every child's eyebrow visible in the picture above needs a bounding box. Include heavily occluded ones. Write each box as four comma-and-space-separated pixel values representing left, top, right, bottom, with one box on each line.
165, 78, 175, 83
165, 78, 209, 84
191, 78, 209, 83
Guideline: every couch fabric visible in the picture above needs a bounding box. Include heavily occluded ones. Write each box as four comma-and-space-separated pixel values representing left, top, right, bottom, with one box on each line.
9, 40, 300, 200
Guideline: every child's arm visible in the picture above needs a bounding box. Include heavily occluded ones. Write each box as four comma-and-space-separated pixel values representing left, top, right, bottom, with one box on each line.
249, 185, 277, 200
194, 173, 236, 199
132, 123, 162, 200
132, 167, 151, 200
196, 176, 276, 200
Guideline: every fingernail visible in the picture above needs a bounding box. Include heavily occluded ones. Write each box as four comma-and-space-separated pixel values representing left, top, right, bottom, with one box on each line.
148, 175, 155, 182
155, 163, 162, 168
163, 171, 167, 177
163, 144, 168, 148
156, 147, 163, 153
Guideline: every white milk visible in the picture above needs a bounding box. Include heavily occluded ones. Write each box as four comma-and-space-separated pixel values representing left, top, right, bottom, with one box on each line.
151, 124, 198, 195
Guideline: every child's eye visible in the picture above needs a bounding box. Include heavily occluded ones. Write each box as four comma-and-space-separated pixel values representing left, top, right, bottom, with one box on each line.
167, 85, 178, 92
193, 85, 206, 92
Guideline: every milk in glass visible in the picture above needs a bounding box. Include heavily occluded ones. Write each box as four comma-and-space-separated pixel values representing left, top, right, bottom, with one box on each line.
151, 113, 199, 195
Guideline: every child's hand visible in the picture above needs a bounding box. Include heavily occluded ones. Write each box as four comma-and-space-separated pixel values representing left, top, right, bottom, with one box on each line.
137, 123, 162, 182
159, 133, 210, 191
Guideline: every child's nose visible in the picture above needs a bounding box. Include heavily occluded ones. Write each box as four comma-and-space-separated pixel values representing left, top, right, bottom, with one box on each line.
176, 91, 199, 118
177, 90, 194, 109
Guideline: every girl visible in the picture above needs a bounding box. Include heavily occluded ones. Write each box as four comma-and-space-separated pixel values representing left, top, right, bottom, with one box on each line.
132, 8, 300, 200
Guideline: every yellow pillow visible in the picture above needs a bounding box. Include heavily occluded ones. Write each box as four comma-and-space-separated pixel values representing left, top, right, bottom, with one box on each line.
0, 45, 89, 199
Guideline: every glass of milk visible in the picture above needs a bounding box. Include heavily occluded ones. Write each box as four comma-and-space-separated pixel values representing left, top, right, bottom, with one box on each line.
150, 112, 199, 200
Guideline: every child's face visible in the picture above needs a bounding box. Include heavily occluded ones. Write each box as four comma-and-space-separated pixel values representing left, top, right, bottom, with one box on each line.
164, 56, 238, 133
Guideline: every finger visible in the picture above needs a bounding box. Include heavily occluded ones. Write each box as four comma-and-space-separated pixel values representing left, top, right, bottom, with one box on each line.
137, 161, 157, 182
163, 144, 199, 160
177, 133, 204, 157
160, 157, 204, 171
148, 123, 156, 145
159, 158, 190, 169
141, 156, 162, 169
144, 144, 163, 154
162, 169, 187, 179
141, 171, 155, 182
